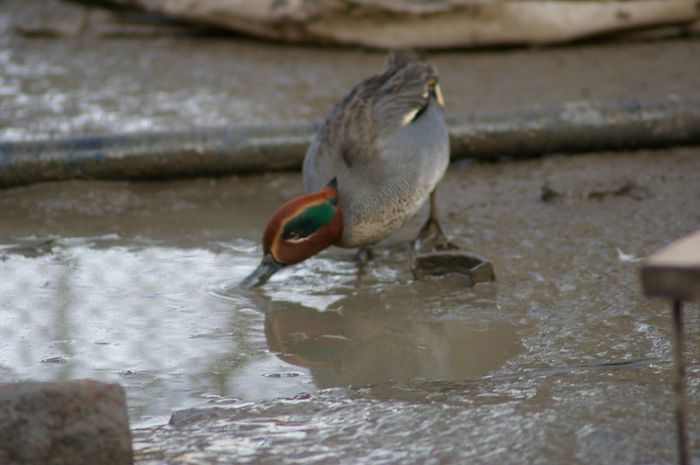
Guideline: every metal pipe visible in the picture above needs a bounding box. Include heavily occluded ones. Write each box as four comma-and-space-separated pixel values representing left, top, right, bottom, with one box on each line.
447, 98, 700, 160
0, 123, 318, 188
1, 98, 699, 188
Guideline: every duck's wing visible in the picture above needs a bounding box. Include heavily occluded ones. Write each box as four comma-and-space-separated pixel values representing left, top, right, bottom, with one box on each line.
371, 56, 444, 135
306, 52, 444, 180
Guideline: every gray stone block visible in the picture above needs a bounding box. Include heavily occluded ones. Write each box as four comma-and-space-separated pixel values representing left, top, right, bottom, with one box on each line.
0, 380, 133, 465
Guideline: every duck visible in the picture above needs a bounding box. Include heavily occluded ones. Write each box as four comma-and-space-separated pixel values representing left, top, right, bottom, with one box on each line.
241, 52, 451, 288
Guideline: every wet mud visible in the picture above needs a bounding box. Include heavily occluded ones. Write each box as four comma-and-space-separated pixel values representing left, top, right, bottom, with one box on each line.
1, 147, 699, 463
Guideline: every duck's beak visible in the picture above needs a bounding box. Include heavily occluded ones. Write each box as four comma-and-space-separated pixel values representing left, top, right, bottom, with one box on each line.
240, 254, 284, 288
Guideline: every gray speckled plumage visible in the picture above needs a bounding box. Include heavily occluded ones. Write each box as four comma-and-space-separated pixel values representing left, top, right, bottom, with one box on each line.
303, 52, 449, 247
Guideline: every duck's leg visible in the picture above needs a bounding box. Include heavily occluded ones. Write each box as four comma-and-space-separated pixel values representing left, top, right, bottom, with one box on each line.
412, 190, 457, 252
354, 246, 375, 263
353, 246, 374, 280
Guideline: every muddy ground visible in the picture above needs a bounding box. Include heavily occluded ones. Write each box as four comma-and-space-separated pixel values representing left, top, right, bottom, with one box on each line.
1, 147, 699, 464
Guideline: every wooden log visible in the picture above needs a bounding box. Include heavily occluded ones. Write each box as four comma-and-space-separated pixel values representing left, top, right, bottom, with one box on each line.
101, 0, 700, 49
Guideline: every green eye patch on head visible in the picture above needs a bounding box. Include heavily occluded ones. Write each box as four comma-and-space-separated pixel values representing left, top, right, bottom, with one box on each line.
282, 200, 338, 241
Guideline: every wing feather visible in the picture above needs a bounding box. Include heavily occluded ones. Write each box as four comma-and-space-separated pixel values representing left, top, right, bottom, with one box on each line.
307, 51, 443, 177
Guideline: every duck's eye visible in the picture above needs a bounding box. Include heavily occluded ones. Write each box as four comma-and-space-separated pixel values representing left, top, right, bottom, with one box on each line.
282, 230, 302, 241
281, 201, 337, 242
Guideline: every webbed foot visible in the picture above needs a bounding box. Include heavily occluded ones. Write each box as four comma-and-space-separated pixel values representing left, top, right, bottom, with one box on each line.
412, 190, 458, 253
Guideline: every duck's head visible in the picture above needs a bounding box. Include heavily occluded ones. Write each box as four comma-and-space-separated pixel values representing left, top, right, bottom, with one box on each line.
240, 179, 343, 288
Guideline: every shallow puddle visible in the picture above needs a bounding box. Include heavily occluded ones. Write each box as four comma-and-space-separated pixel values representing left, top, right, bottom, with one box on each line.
0, 236, 528, 424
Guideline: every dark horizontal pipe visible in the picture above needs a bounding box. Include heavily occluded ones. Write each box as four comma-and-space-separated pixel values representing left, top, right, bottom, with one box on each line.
1, 98, 699, 188
0, 123, 319, 188
448, 98, 700, 160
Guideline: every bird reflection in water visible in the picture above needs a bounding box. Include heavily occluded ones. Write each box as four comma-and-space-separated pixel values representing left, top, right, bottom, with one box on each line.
260, 298, 526, 389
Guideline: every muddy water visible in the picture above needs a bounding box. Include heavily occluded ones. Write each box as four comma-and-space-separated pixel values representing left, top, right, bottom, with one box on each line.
1, 148, 699, 464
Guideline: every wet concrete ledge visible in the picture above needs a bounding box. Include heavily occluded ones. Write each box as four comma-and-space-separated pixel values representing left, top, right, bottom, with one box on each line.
1, 98, 699, 188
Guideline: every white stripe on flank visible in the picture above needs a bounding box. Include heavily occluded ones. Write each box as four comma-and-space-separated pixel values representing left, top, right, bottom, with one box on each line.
401, 108, 420, 126
434, 83, 445, 107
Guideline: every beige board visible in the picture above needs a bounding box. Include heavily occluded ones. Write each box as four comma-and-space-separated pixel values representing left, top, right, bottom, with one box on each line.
642, 230, 700, 301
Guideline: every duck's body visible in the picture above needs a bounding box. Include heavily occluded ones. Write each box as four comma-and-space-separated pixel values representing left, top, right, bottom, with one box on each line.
304, 54, 449, 247
241, 53, 450, 288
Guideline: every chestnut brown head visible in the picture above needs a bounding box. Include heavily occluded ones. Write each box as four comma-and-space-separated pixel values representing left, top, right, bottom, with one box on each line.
240, 180, 343, 288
